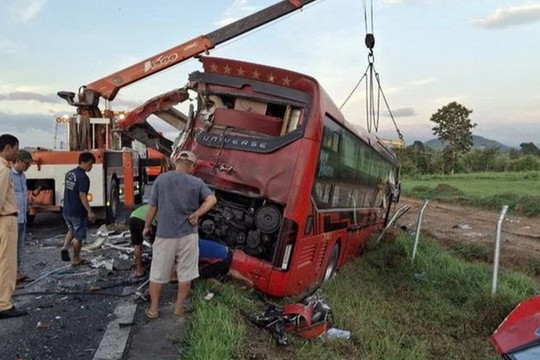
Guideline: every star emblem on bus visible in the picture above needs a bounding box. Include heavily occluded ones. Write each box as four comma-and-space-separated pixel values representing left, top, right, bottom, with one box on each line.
282, 77, 291, 86
268, 73, 275, 82
252, 70, 260, 79
210, 63, 218, 72
223, 65, 232, 74
237, 67, 245, 76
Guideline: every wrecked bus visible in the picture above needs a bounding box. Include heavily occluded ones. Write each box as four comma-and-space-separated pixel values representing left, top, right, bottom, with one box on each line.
120, 56, 400, 297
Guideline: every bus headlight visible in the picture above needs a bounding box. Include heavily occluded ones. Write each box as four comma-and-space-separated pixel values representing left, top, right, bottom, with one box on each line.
281, 244, 293, 270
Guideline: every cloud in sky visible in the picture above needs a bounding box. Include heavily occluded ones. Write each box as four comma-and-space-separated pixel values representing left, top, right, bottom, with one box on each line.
0, 37, 18, 54
215, 0, 257, 27
388, 107, 416, 117
471, 3, 540, 29
0, 91, 141, 111
0, 112, 53, 134
0, 91, 60, 104
9, 0, 47, 23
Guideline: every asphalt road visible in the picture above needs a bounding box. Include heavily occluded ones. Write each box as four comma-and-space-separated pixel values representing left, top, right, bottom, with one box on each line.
0, 211, 146, 360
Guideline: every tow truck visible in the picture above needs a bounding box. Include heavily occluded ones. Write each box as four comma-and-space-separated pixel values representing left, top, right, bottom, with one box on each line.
29, 1, 318, 225
25, 111, 145, 224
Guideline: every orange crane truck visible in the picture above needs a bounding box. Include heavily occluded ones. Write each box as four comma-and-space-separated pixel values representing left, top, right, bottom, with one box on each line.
26, 0, 318, 225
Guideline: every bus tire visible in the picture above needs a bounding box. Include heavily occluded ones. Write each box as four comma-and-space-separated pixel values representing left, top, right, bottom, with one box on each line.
106, 180, 119, 224
323, 243, 340, 282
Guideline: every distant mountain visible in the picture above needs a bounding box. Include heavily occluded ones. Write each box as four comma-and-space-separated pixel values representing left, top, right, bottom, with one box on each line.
423, 135, 513, 152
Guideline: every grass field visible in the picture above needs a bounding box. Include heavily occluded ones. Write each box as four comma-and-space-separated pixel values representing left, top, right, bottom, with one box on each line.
179, 233, 539, 360
403, 171, 540, 216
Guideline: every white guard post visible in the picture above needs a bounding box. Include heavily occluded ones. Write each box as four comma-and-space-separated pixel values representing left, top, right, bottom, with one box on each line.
491, 205, 509, 297
411, 200, 429, 263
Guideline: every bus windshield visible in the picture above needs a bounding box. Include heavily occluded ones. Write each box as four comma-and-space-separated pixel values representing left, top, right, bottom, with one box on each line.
197, 92, 305, 139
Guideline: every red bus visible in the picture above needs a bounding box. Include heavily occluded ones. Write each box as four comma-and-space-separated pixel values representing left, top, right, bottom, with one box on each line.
120, 56, 400, 297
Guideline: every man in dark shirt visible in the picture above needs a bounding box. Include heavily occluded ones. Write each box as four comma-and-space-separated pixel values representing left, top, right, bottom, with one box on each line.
61, 152, 96, 266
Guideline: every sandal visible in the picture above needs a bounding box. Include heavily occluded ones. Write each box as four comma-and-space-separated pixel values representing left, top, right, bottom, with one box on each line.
173, 307, 184, 317
145, 308, 159, 319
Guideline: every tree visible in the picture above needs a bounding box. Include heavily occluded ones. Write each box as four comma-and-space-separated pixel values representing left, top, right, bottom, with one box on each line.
430, 102, 476, 174
519, 142, 540, 157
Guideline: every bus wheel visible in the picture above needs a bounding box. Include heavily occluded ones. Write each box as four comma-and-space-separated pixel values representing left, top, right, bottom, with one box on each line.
323, 244, 340, 282
106, 180, 119, 224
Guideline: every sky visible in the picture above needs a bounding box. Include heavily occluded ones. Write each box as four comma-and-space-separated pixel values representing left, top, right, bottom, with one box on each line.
1, 0, 539, 148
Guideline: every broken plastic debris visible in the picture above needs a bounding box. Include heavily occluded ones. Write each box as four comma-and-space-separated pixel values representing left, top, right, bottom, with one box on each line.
323, 328, 350, 339
96, 224, 109, 237
204, 292, 215, 301
90, 258, 114, 271
37, 321, 51, 329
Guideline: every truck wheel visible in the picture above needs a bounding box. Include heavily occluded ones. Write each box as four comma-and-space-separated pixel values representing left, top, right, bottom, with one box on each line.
323, 243, 340, 282
106, 180, 119, 224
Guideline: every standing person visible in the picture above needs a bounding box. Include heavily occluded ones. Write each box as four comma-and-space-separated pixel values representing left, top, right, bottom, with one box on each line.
11, 150, 33, 282
60, 152, 96, 266
0, 134, 27, 319
143, 151, 217, 319
129, 204, 157, 278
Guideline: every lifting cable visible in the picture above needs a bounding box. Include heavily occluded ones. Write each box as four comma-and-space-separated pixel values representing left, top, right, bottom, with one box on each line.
340, 0, 403, 141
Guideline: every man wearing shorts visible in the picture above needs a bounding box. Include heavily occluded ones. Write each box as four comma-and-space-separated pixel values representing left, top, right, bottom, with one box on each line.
129, 204, 156, 277
61, 152, 96, 266
143, 150, 217, 319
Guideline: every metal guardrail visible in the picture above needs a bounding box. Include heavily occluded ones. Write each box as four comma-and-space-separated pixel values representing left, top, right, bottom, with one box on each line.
491, 205, 509, 297
411, 200, 429, 263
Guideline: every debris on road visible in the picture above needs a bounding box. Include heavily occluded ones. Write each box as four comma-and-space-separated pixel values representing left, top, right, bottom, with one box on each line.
323, 327, 351, 340
253, 292, 334, 345
36, 321, 51, 329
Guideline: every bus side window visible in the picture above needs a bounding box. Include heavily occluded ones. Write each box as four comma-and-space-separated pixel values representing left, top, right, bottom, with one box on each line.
322, 183, 333, 204
304, 215, 314, 235
331, 132, 341, 152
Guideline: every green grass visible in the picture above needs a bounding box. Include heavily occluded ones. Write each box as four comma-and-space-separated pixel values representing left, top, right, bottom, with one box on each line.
179, 283, 254, 360
180, 234, 539, 359
403, 171, 540, 216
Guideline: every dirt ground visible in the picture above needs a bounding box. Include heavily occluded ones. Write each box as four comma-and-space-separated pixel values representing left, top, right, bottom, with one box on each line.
395, 197, 540, 274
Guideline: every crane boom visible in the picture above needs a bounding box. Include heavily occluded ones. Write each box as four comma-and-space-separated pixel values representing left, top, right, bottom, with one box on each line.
58, 0, 318, 112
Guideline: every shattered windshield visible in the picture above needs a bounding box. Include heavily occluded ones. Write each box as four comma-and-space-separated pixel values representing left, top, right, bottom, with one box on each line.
197, 92, 305, 138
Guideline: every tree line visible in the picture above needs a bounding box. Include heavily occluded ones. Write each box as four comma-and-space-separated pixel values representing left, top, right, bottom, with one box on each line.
395, 102, 540, 176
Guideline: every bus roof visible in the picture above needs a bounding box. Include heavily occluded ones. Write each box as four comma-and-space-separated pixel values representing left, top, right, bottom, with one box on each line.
200, 56, 398, 165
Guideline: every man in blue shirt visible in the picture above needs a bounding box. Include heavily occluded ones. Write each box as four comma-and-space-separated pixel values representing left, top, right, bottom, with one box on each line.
143, 150, 217, 319
61, 152, 96, 266
199, 239, 253, 287
11, 150, 33, 282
